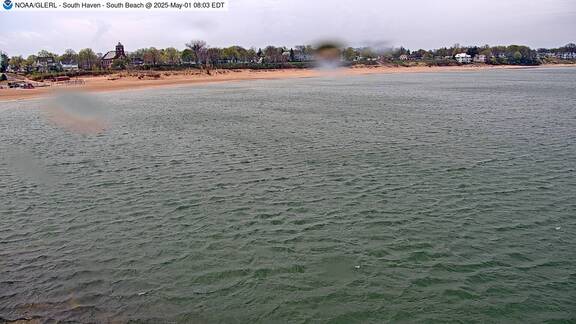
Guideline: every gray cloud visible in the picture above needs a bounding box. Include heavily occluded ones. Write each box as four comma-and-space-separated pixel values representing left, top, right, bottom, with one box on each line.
1, 0, 575, 56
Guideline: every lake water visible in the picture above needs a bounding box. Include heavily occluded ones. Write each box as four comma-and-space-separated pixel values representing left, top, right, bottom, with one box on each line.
1, 68, 575, 323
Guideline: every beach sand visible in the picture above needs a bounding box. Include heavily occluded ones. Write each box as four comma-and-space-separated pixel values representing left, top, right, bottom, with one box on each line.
0, 64, 573, 102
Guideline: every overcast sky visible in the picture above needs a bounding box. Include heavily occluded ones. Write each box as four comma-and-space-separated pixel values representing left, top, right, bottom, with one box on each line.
1, 0, 575, 56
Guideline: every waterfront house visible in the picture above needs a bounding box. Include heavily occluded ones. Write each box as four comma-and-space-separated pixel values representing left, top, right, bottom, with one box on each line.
101, 42, 127, 68
282, 51, 292, 62
7, 66, 18, 73
473, 54, 487, 63
560, 52, 576, 59
36, 56, 59, 72
455, 53, 472, 63
61, 62, 79, 72
131, 57, 144, 66
294, 52, 314, 62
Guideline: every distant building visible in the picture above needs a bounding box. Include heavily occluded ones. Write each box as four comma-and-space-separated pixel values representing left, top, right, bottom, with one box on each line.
294, 51, 314, 62
473, 54, 487, 63
131, 57, 144, 66
455, 53, 472, 64
101, 42, 127, 68
560, 52, 576, 59
399, 54, 409, 60
36, 56, 59, 72
282, 51, 292, 61
61, 63, 79, 71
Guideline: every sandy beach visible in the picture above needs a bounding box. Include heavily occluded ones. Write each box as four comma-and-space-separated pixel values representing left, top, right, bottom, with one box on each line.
0, 64, 573, 102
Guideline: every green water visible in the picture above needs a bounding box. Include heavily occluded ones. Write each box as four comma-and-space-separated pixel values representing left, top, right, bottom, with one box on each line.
1, 68, 575, 323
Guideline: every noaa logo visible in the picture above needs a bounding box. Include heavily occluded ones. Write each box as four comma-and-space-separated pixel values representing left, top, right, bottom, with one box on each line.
3, 0, 13, 10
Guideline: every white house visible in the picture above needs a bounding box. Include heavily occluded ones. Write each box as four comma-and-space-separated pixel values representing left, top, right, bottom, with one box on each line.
560, 52, 576, 59
61, 63, 79, 71
473, 54, 487, 63
399, 54, 409, 60
455, 53, 472, 64
282, 51, 292, 61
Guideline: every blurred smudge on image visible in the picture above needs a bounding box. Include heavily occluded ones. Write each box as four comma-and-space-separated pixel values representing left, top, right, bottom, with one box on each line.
44, 90, 110, 134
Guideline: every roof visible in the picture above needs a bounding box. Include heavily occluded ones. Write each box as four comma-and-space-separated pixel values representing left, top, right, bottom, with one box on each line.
102, 51, 117, 60
455, 53, 471, 57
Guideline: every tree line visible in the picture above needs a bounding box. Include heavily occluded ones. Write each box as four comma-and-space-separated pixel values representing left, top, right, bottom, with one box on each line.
1, 41, 575, 74
2, 40, 316, 73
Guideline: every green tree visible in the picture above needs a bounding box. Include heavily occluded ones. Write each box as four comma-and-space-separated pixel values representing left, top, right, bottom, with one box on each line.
59, 49, 78, 64
222, 46, 239, 63
163, 47, 181, 65
422, 51, 433, 60
112, 57, 129, 69
23, 55, 37, 72
558, 43, 576, 53
513, 51, 523, 62
0, 52, 8, 73
234, 46, 248, 62
9, 55, 24, 72
181, 49, 194, 63
466, 46, 480, 58
246, 48, 257, 62
360, 47, 377, 59
480, 48, 493, 57
78, 48, 98, 70
343, 47, 357, 61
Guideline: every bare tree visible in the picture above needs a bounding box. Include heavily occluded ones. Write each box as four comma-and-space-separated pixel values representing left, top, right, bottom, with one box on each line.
185, 40, 207, 65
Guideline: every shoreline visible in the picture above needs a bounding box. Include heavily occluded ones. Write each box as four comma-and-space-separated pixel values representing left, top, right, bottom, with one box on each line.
1, 64, 574, 102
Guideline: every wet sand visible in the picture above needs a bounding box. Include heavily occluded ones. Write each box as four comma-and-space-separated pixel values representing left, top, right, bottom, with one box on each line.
0, 64, 573, 102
